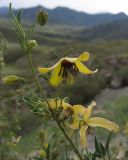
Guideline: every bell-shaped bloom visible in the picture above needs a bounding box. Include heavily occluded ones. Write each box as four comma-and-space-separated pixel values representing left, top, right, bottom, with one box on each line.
38, 52, 98, 87
45, 99, 72, 110
69, 102, 119, 147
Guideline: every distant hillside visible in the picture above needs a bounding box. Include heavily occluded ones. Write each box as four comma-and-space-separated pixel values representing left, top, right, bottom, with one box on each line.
78, 19, 128, 40
0, 5, 127, 26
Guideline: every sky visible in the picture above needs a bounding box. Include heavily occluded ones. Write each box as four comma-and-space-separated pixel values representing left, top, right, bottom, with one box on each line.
1, 0, 128, 14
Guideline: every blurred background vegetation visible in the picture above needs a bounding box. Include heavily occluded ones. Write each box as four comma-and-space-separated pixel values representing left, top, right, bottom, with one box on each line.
0, 5, 128, 160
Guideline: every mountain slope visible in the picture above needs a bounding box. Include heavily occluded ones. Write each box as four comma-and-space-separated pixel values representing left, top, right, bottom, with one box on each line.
0, 5, 127, 26
78, 19, 128, 40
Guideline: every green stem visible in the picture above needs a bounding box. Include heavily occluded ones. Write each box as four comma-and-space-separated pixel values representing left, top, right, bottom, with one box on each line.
28, 49, 83, 160
28, 49, 49, 103
107, 151, 111, 160
85, 148, 91, 160
58, 86, 63, 107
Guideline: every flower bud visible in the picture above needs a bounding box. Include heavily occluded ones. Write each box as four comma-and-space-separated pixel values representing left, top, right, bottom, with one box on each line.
38, 149, 47, 158
3, 75, 21, 84
37, 10, 48, 26
28, 40, 37, 49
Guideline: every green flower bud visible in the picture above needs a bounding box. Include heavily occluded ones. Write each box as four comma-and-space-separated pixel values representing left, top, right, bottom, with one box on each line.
38, 149, 47, 158
37, 10, 48, 26
2, 75, 23, 84
28, 40, 37, 49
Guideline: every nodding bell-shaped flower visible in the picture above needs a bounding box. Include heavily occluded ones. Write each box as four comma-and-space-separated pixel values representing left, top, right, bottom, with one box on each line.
69, 101, 119, 147
38, 52, 98, 87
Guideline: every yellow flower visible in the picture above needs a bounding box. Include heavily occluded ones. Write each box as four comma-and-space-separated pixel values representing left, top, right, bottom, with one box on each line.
69, 102, 119, 147
38, 52, 98, 87
47, 98, 72, 110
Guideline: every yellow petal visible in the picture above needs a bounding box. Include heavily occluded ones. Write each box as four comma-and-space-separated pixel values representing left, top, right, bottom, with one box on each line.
49, 63, 63, 87
38, 67, 52, 74
87, 117, 119, 133
75, 61, 98, 74
78, 52, 90, 61
62, 102, 72, 110
83, 101, 96, 121
79, 125, 88, 147
48, 99, 71, 109
64, 57, 77, 63
69, 116, 79, 129
38, 59, 62, 74
73, 105, 86, 115
48, 99, 56, 109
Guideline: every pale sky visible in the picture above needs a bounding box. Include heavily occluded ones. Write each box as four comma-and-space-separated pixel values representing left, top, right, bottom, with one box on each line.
1, 0, 128, 14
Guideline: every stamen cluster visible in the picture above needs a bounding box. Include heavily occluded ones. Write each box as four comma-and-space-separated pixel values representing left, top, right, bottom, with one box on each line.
59, 60, 79, 78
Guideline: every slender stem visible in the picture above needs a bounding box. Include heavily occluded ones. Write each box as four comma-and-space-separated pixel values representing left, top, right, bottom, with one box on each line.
28, 49, 83, 160
107, 151, 111, 160
55, 119, 83, 160
58, 86, 63, 107
85, 148, 91, 160
28, 49, 49, 104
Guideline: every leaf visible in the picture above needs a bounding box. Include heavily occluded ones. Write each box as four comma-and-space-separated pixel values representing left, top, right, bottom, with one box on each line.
105, 131, 113, 151
16, 10, 23, 24
94, 136, 101, 156
99, 143, 106, 156
84, 154, 90, 160
92, 153, 97, 160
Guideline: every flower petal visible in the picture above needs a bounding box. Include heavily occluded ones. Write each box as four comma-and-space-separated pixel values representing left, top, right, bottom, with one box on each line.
79, 125, 88, 147
62, 102, 72, 110
75, 61, 98, 74
73, 105, 86, 116
69, 115, 80, 129
49, 63, 63, 87
87, 117, 119, 132
38, 67, 52, 74
78, 52, 90, 62
48, 99, 71, 109
48, 99, 56, 109
83, 101, 96, 121
38, 59, 62, 74
64, 57, 77, 63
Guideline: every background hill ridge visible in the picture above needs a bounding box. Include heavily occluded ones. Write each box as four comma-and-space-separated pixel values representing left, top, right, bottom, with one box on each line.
0, 5, 128, 26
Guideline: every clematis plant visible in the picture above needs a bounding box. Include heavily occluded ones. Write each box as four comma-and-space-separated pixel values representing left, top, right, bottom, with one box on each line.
2, 3, 120, 160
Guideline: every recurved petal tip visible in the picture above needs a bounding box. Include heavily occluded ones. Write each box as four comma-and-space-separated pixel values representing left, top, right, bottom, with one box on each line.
38, 67, 51, 74
93, 69, 98, 73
